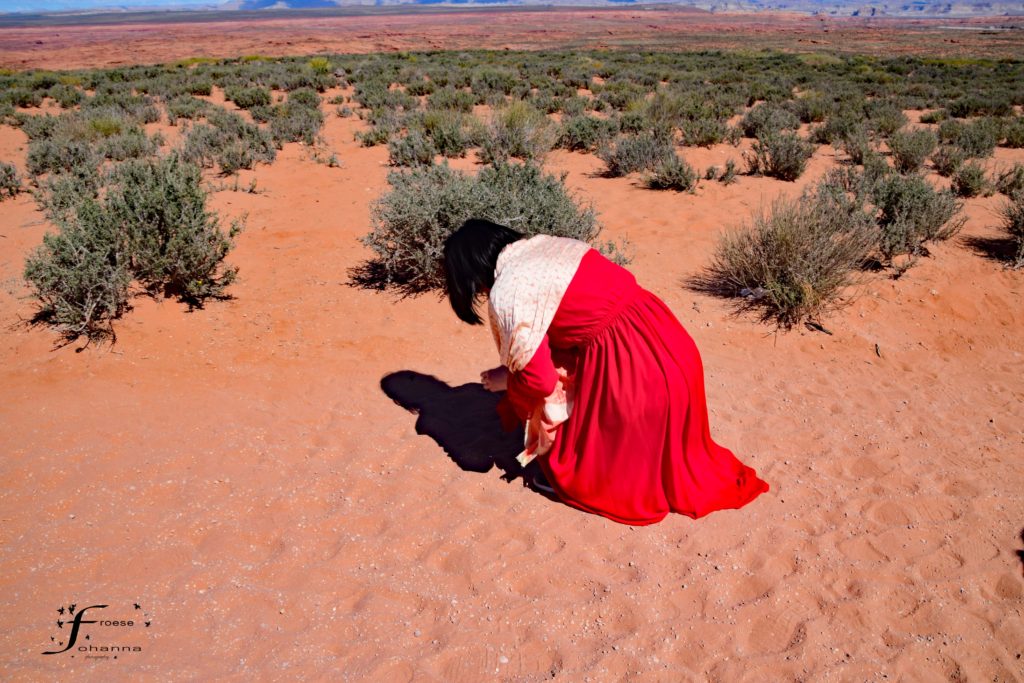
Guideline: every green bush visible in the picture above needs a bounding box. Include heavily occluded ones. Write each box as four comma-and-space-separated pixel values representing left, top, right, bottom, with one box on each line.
557, 115, 617, 152
741, 103, 799, 139
24, 153, 241, 340
871, 173, 965, 260
865, 101, 908, 138
26, 139, 97, 177
362, 161, 600, 292
109, 154, 241, 300
419, 109, 474, 158
388, 129, 436, 167
939, 117, 1000, 158
597, 133, 674, 177
951, 162, 990, 198
841, 125, 872, 165
478, 101, 556, 165
697, 184, 876, 325
183, 110, 276, 172
270, 98, 324, 146
1002, 118, 1024, 148
427, 87, 475, 113
646, 154, 698, 192
719, 158, 738, 185
24, 199, 133, 340
746, 132, 814, 181
225, 85, 271, 110
998, 192, 1024, 268
930, 145, 966, 177
889, 128, 937, 173
166, 95, 210, 124
995, 164, 1024, 198
679, 117, 727, 147
0, 162, 21, 199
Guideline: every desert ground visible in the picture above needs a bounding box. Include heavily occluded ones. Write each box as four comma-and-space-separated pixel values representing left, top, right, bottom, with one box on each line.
1, 13, 1023, 683
1, 7, 1023, 71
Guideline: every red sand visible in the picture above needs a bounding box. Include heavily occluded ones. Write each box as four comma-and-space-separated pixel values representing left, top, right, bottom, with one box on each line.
1, 82, 1023, 678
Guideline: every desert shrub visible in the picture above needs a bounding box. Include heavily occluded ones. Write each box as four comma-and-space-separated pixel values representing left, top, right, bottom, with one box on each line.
865, 101, 908, 138
0, 162, 21, 199
787, 91, 833, 124
167, 95, 210, 123
288, 87, 322, 109
995, 164, 1024, 197
388, 129, 436, 167
951, 162, 990, 198
557, 115, 617, 152
697, 185, 876, 325
889, 128, 937, 173
745, 132, 814, 181
741, 103, 799, 139
1002, 118, 1024, 148
7, 88, 43, 108
107, 154, 242, 300
98, 129, 157, 161
428, 86, 476, 113
871, 173, 965, 260
719, 158, 738, 185
646, 154, 698, 192
679, 117, 727, 147
930, 145, 966, 177
948, 94, 1013, 118
270, 102, 324, 146
998, 192, 1024, 267
919, 109, 947, 124
478, 101, 556, 165
419, 109, 474, 157
939, 117, 1000, 158
26, 139, 97, 177
362, 161, 600, 292
309, 57, 332, 75
34, 167, 102, 225
24, 199, 133, 340
597, 133, 674, 177
268, 89, 324, 145
812, 112, 861, 145
840, 126, 872, 165
183, 110, 276, 173
224, 85, 271, 110
50, 84, 83, 109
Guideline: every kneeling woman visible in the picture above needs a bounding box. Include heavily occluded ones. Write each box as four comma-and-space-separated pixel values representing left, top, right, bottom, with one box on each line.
443, 219, 769, 526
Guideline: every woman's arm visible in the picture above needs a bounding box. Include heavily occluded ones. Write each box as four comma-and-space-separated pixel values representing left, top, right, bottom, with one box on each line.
496, 335, 559, 430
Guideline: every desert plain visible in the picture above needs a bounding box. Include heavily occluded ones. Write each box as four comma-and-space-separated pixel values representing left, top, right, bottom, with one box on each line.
1, 7, 1023, 682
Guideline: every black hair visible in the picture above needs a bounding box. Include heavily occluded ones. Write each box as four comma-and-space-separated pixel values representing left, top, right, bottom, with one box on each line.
443, 219, 524, 325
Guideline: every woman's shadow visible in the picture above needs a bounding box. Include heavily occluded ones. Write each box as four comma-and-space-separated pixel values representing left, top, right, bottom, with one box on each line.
380, 370, 527, 482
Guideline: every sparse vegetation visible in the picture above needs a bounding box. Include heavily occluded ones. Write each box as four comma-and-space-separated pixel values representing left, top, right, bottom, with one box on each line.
998, 192, 1024, 268
361, 162, 601, 293
598, 133, 673, 177
0, 161, 21, 199
745, 132, 815, 181
4, 48, 1023, 339
697, 184, 876, 326
952, 162, 990, 198
889, 128, 937, 174
646, 154, 698, 192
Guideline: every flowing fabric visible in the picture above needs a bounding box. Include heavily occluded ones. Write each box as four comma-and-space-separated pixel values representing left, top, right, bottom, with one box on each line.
487, 235, 591, 466
498, 246, 770, 526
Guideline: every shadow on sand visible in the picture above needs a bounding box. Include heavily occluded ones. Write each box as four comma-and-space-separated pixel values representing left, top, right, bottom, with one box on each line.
380, 370, 527, 482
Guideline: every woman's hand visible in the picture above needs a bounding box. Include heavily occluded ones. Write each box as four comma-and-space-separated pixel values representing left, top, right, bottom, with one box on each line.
481, 366, 509, 393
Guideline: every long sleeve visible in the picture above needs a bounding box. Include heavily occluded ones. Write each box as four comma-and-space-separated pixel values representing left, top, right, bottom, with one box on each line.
496, 334, 558, 430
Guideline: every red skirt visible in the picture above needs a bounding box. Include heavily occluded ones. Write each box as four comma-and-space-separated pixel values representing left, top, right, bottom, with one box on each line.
538, 287, 769, 526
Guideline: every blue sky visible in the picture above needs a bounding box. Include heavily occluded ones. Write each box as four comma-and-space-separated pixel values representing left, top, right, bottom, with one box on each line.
1, 0, 220, 12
